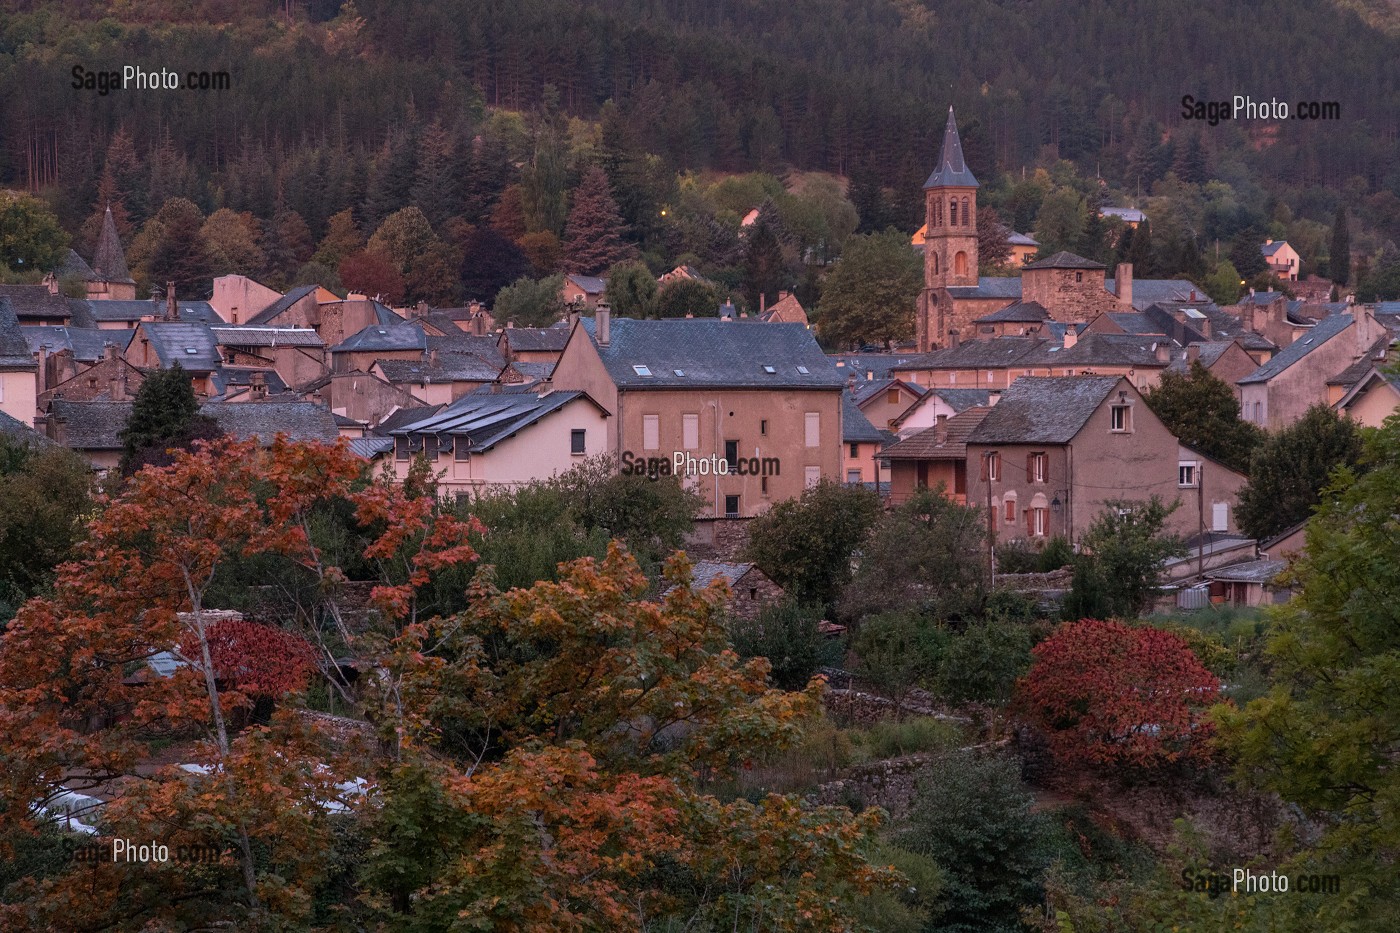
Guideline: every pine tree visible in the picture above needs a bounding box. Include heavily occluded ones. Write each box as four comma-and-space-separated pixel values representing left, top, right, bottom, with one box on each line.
1127, 218, 1154, 276
362, 130, 418, 230
560, 167, 637, 275
410, 120, 460, 227
261, 210, 315, 287
118, 364, 220, 475
741, 220, 787, 311
142, 198, 211, 298
1229, 228, 1267, 280
460, 225, 530, 304
1330, 206, 1350, 286
1171, 133, 1208, 185
847, 162, 891, 234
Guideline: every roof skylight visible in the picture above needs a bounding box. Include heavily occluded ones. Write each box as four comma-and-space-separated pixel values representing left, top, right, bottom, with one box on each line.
633, 364, 652, 376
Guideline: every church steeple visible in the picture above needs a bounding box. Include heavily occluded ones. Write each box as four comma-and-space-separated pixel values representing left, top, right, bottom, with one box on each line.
92, 205, 134, 287
924, 107, 979, 190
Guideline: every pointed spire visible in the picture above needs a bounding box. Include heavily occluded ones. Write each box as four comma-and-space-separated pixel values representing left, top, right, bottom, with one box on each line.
92, 205, 135, 285
924, 106, 979, 189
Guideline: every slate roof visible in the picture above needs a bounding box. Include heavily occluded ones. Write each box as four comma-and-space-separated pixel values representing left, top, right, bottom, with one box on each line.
0, 409, 53, 447
842, 394, 887, 444
579, 318, 844, 389
1167, 341, 1237, 373
22, 325, 121, 362
973, 300, 1049, 324
331, 322, 427, 353
927, 388, 993, 412
566, 274, 606, 295
966, 376, 1124, 445
348, 436, 395, 459
1261, 241, 1289, 257
945, 276, 1024, 300
506, 360, 556, 381
247, 285, 319, 325
375, 354, 502, 384
1106, 279, 1212, 311
136, 322, 222, 371
200, 401, 340, 445
388, 389, 601, 454
890, 337, 1047, 372
503, 326, 571, 353
0, 298, 37, 368
46, 399, 133, 449
209, 367, 288, 396
85, 299, 219, 324
1043, 333, 1172, 368
1103, 311, 1161, 335
210, 325, 324, 348
1007, 232, 1038, 247
881, 406, 992, 460
688, 560, 760, 589
1024, 251, 1106, 271
373, 405, 445, 435
428, 333, 505, 367
1238, 313, 1354, 385
0, 284, 79, 321
92, 207, 134, 284
829, 353, 923, 379
923, 107, 979, 189
54, 248, 99, 282
1206, 559, 1288, 584
851, 378, 925, 406
1326, 335, 1393, 387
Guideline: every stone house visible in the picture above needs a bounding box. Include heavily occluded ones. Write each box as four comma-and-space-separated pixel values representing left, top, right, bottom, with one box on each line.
210, 325, 327, 387
561, 274, 606, 311
669, 560, 785, 621
549, 312, 845, 519
293, 370, 428, 428
848, 376, 925, 430
880, 406, 992, 505
0, 298, 38, 425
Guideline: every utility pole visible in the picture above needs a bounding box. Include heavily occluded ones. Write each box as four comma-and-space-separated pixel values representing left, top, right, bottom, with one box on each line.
984, 452, 995, 587
1197, 462, 1205, 577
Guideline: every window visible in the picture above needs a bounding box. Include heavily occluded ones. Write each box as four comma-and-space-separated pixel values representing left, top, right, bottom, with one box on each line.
1110, 404, 1132, 432
725, 495, 740, 518
422, 436, 439, 460
847, 469, 862, 483
1252, 401, 1263, 423
455, 436, 470, 460
762, 364, 777, 374
1178, 462, 1197, 487
571, 429, 586, 455
1075, 272, 1083, 283
683, 413, 699, 450
804, 466, 822, 488
1004, 496, 1017, 523
643, 414, 660, 450
949, 199, 958, 226
1212, 502, 1230, 532
761, 476, 769, 496
1031, 507, 1048, 537
633, 364, 652, 376
849, 443, 859, 458
1030, 452, 1047, 483
797, 366, 809, 374
984, 451, 1001, 481
954, 251, 968, 276
673, 369, 685, 377
394, 437, 410, 461
886, 388, 901, 404
760, 419, 768, 436
724, 440, 739, 469
805, 412, 820, 447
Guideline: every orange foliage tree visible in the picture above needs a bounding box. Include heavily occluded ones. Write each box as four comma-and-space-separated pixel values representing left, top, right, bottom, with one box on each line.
1016, 618, 1223, 772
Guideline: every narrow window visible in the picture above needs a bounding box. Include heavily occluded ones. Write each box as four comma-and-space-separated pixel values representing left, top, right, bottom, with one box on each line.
643, 414, 660, 450
683, 413, 699, 450
1178, 462, 1197, 487
725, 495, 740, 518
804, 411, 820, 448
804, 465, 821, 488
849, 443, 859, 458
1110, 405, 1132, 432
455, 436, 470, 460
1004, 497, 1016, 523
724, 439, 739, 469
571, 429, 586, 455
760, 419, 768, 436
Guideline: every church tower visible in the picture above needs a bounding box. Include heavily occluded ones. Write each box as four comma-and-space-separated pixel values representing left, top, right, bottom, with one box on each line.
917, 108, 979, 350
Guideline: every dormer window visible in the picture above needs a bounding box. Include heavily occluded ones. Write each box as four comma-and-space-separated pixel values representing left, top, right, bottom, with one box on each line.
673, 369, 685, 376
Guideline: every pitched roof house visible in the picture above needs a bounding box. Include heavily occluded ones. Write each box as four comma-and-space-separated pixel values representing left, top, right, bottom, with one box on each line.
549, 312, 844, 518
0, 297, 40, 424
841, 393, 890, 486
1238, 311, 1386, 428
1261, 239, 1300, 281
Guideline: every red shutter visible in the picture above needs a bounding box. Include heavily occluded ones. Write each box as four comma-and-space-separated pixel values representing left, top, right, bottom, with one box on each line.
1025, 453, 1034, 484
1025, 509, 1033, 536
980, 453, 988, 480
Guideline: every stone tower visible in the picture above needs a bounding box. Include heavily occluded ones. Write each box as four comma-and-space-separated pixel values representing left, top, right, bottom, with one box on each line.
917, 108, 979, 350
90, 205, 136, 300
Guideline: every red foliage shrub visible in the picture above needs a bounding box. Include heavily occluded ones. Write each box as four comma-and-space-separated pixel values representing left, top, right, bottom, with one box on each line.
180, 619, 319, 699
1016, 619, 1222, 770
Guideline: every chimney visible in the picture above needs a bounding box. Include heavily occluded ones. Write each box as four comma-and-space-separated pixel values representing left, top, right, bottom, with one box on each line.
109, 373, 125, 401
1186, 344, 1200, 365
934, 413, 949, 446
596, 306, 610, 347
414, 301, 428, 318
46, 276, 59, 296
104, 342, 118, 361
251, 371, 267, 399
311, 389, 324, 405
685, 312, 694, 319
36, 345, 49, 396
1115, 262, 1133, 308
1063, 327, 1077, 349
777, 290, 789, 301
846, 373, 856, 391
948, 329, 960, 348
428, 348, 439, 368
472, 312, 486, 336
1199, 316, 1211, 338
759, 293, 766, 315
739, 311, 748, 319
165, 282, 177, 321
1154, 341, 1170, 363
50, 415, 68, 447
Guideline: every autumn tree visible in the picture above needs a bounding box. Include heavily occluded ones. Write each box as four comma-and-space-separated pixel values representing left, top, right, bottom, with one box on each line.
339, 247, 406, 305
1144, 360, 1264, 472
1236, 404, 1363, 540
200, 208, 265, 277
313, 208, 365, 268
560, 165, 637, 274
1017, 619, 1222, 770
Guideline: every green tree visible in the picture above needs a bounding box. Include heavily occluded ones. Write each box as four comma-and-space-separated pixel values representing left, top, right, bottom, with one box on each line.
744, 481, 881, 611
852, 611, 947, 707
815, 228, 921, 350
937, 620, 1034, 707
1236, 404, 1364, 540
897, 750, 1051, 933
603, 259, 657, 318
740, 219, 787, 312
1356, 245, 1400, 303
1144, 360, 1265, 472
1064, 497, 1184, 619
459, 225, 530, 304
260, 209, 315, 286
840, 487, 987, 620
0, 438, 90, 609
1216, 416, 1400, 927
1329, 205, 1350, 286
728, 599, 842, 691
200, 208, 265, 277
1203, 259, 1243, 305
1033, 186, 1087, 255
1128, 216, 1156, 276
313, 208, 364, 269
133, 198, 211, 297
520, 107, 569, 236
492, 273, 565, 327
118, 363, 219, 475
561, 166, 637, 275
0, 191, 68, 277
1230, 228, 1267, 279
367, 206, 438, 279
655, 278, 722, 318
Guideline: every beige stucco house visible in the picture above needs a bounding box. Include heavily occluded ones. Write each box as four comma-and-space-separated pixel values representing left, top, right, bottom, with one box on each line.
1238, 311, 1385, 429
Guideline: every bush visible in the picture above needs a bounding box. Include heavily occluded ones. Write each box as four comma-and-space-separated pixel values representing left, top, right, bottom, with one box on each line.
728, 600, 842, 691
744, 481, 881, 611
852, 612, 947, 705
856, 717, 961, 760
936, 621, 1034, 706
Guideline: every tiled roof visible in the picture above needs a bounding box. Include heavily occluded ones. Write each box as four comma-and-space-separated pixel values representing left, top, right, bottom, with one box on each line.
136, 322, 222, 371
85, 299, 219, 324
1166, 341, 1237, 373
503, 326, 571, 353
22, 325, 121, 362
973, 300, 1049, 324
200, 401, 340, 445
0, 298, 39, 368
1104, 311, 1161, 335
579, 318, 845, 389
247, 284, 318, 325
46, 399, 133, 449
881, 406, 992, 460
890, 336, 1047, 371
1024, 251, 1106, 271
1043, 333, 1172, 368
388, 389, 601, 454
0, 409, 53, 447
1108, 280, 1212, 312
829, 353, 923, 379
967, 375, 1124, 445
923, 107, 979, 189
0, 284, 78, 321
842, 394, 887, 444
506, 360, 555, 381
1238, 313, 1354, 385
209, 367, 288, 396
331, 322, 427, 353
851, 378, 925, 406
375, 354, 502, 384
92, 207, 134, 284
1326, 335, 1392, 387
210, 325, 324, 348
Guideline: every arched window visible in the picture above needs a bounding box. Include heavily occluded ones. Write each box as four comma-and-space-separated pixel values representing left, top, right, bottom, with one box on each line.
934, 199, 943, 227
949, 199, 958, 226
962, 197, 971, 226
954, 251, 968, 276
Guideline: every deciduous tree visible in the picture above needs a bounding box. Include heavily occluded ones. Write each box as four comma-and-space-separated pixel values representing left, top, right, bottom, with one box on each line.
1144, 360, 1264, 473
1236, 404, 1363, 540
815, 228, 921, 349
745, 480, 881, 611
